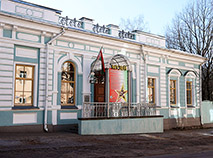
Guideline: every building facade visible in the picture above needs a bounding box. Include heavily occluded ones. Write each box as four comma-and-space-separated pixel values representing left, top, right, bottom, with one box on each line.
0, 0, 205, 132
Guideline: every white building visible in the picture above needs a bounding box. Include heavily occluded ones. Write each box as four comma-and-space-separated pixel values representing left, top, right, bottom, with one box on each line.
0, 0, 205, 132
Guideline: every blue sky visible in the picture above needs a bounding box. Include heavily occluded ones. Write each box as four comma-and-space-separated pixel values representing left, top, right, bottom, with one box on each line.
27, 0, 193, 36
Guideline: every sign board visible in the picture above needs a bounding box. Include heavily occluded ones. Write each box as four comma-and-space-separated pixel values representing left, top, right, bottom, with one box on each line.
109, 68, 128, 102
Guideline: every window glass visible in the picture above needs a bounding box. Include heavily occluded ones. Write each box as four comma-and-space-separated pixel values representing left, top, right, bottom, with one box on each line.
186, 81, 192, 105
62, 72, 74, 81
170, 80, 176, 105
24, 92, 32, 104
15, 92, 23, 104
61, 94, 67, 104
16, 65, 24, 78
61, 61, 75, 106
14, 65, 34, 106
148, 78, 155, 104
25, 67, 33, 79
24, 80, 32, 92
15, 80, 24, 92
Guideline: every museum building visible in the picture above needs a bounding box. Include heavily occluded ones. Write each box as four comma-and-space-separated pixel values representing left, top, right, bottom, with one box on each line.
0, 0, 206, 133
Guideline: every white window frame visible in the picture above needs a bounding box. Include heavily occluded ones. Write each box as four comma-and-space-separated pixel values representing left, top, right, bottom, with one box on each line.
168, 69, 181, 107
55, 52, 83, 107
12, 62, 38, 107
185, 72, 196, 107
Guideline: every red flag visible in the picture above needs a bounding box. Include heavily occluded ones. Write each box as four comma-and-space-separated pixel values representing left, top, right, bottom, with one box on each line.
96, 48, 105, 73
88, 47, 105, 78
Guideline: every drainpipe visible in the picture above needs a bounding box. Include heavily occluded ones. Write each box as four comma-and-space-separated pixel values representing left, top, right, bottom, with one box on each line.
199, 59, 207, 126
140, 45, 147, 103
44, 27, 65, 132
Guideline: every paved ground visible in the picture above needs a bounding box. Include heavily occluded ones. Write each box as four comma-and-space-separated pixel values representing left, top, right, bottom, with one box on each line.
0, 128, 213, 158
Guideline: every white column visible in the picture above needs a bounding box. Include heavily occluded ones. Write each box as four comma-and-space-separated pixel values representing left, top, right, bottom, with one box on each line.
52, 51, 60, 106
0, 23, 5, 37
136, 63, 140, 103
41, 31, 46, 44
144, 53, 148, 103
82, 55, 93, 102
12, 25, 18, 39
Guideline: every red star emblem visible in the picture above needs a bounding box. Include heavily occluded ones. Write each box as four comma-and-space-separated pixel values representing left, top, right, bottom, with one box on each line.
115, 84, 127, 102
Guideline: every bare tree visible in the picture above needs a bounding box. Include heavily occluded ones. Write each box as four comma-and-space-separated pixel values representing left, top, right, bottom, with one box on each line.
119, 15, 148, 31
165, 0, 213, 101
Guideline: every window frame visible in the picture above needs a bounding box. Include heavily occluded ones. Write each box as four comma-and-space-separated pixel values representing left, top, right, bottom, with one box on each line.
185, 71, 197, 107
14, 64, 34, 106
147, 77, 156, 104
170, 80, 176, 105
186, 81, 193, 106
168, 69, 181, 107
61, 61, 76, 106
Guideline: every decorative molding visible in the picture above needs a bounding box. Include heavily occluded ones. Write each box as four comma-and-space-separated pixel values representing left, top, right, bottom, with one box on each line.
118, 30, 135, 40
148, 65, 159, 74
13, 113, 37, 124
16, 32, 40, 43
93, 23, 110, 34
0, 23, 5, 28
13, 26, 18, 31
58, 16, 83, 28
16, 47, 38, 59
15, 5, 43, 18
60, 112, 77, 119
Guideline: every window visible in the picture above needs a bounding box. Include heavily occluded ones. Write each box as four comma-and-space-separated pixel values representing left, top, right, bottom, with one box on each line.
148, 78, 155, 104
170, 80, 176, 105
61, 61, 75, 106
184, 71, 197, 106
186, 81, 192, 105
168, 69, 181, 107
14, 65, 34, 106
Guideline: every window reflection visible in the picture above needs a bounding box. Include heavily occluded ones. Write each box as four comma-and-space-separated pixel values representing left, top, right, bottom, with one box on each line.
170, 80, 176, 105
148, 78, 155, 104
186, 81, 192, 105
61, 61, 75, 105
15, 65, 34, 106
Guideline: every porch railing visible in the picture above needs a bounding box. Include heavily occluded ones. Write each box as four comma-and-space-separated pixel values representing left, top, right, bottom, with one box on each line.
82, 102, 157, 118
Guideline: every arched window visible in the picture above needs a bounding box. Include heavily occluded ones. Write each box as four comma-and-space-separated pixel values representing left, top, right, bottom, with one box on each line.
184, 71, 197, 107
61, 61, 75, 106
168, 69, 182, 107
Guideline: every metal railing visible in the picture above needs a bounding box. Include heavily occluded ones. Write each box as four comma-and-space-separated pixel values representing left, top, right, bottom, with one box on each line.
82, 102, 157, 118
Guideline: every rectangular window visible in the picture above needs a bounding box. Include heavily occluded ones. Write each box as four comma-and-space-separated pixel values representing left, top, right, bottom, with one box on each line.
170, 80, 176, 105
186, 81, 192, 105
14, 65, 34, 106
148, 78, 155, 104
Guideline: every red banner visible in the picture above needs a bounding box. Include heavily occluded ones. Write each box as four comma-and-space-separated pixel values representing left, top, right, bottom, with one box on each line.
109, 68, 128, 102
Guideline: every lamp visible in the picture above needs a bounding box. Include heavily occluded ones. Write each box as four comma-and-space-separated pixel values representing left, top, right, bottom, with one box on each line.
89, 71, 95, 84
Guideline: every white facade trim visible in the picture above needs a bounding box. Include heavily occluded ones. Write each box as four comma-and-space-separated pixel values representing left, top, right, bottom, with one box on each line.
57, 51, 83, 74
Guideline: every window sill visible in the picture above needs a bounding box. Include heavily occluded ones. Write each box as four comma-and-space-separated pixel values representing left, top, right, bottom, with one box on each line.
170, 105, 179, 108
61, 106, 78, 109
187, 105, 196, 108
12, 106, 39, 110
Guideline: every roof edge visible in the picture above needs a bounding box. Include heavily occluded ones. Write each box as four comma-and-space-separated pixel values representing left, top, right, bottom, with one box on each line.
9, 0, 62, 14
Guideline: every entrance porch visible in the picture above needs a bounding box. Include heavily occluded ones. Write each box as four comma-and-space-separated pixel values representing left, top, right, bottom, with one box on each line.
78, 102, 163, 135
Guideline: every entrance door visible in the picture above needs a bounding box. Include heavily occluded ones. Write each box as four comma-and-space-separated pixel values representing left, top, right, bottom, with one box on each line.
94, 83, 105, 102
94, 83, 105, 116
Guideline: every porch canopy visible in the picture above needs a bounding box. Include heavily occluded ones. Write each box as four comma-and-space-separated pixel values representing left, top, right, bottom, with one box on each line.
90, 54, 132, 73
89, 54, 133, 115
